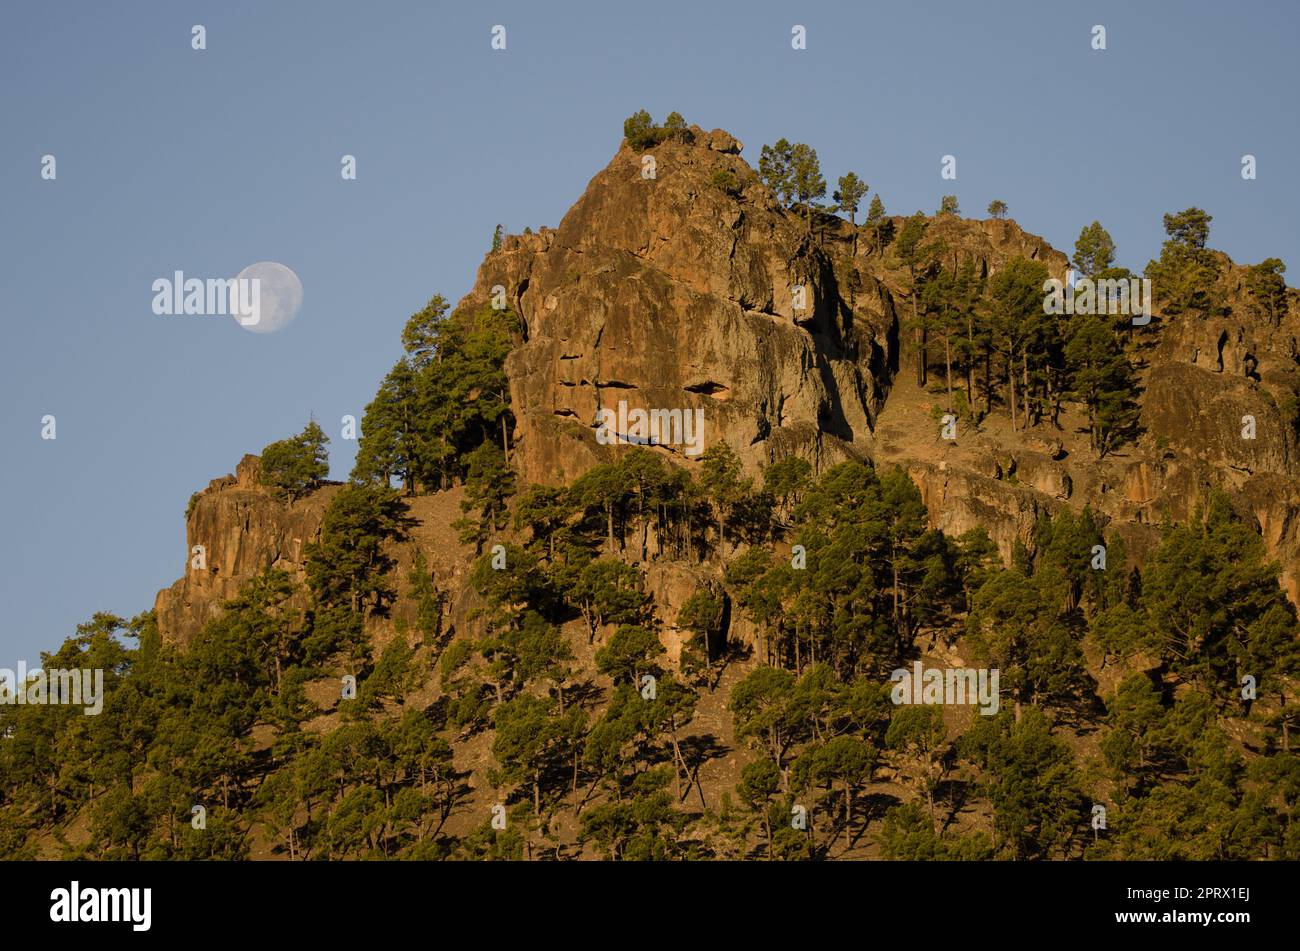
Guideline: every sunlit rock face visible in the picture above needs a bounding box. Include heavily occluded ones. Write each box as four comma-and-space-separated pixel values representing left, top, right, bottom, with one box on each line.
155, 126, 1300, 646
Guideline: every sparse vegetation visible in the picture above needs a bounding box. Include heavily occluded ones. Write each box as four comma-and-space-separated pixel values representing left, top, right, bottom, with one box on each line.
622, 109, 691, 151
709, 168, 740, 196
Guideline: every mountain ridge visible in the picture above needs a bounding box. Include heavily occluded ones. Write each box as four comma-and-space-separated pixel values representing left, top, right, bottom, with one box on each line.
157, 123, 1300, 647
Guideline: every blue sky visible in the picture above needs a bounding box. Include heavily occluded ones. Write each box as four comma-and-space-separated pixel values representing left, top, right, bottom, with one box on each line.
1, 0, 1296, 665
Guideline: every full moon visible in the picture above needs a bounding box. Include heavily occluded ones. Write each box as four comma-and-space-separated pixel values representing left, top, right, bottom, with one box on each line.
232, 261, 303, 334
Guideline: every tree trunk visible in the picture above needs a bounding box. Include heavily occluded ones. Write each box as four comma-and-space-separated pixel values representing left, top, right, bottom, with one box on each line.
1021, 352, 1031, 429
639, 493, 648, 562
965, 315, 976, 414
845, 783, 853, 850
1007, 353, 1018, 432
984, 351, 992, 417
668, 729, 687, 802
911, 270, 924, 386
572, 750, 580, 809
944, 337, 953, 411
891, 546, 902, 653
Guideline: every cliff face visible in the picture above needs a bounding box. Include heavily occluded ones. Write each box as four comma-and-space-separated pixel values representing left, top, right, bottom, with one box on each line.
154, 125, 1300, 645
154, 456, 338, 647
154, 457, 484, 649
1134, 280, 1300, 600
473, 129, 881, 486
469, 127, 1070, 489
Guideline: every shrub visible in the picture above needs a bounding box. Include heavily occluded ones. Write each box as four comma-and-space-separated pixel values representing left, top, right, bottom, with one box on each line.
710, 169, 741, 196
623, 110, 659, 150
622, 110, 690, 150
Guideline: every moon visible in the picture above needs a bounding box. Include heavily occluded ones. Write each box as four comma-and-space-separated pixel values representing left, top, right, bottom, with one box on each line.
232, 261, 303, 334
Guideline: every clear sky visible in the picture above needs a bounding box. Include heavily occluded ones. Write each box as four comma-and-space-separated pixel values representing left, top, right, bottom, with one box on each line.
1, 0, 1296, 665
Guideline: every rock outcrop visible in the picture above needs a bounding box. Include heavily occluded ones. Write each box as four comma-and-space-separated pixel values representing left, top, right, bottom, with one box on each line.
155, 124, 1300, 644
469, 127, 892, 486
154, 456, 338, 647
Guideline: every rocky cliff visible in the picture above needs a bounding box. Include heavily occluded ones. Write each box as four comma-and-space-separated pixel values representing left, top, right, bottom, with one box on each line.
154, 456, 339, 647
155, 124, 1300, 645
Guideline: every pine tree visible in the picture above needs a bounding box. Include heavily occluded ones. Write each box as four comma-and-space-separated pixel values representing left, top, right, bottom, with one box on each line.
1138, 492, 1300, 698
731, 666, 801, 785
1064, 316, 1138, 456
619, 448, 672, 562
896, 213, 941, 386
401, 295, 449, 369
959, 708, 1086, 859
966, 570, 1086, 715
492, 694, 564, 817
514, 484, 572, 562
407, 550, 443, 645
357, 635, 415, 711
833, 171, 869, 233
699, 441, 750, 554
571, 463, 631, 553
594, 624, 664, 686
1246, 257, 1288, 325
985, 256, 1049, 431
352, 359, 420, 490
865, 194, 887, 252
677, 586, 725, 683
762, 455, 812, 515
622, 110, 659, 151
790, 144, 827, 234
305, 484, 407, 614
574, 559, 645, 643
922, 259, 979, 411
759, 139, 795, 206
259, 420, 329, 501
1072, 222, 1116, 279
792, 734, 875, 850
885, 705, 947, 827
1144, 207, 1222, 318
453, 443, 515, 552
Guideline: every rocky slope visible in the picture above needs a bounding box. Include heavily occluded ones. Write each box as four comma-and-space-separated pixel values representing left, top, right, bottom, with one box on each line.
156, 123, 1300, 647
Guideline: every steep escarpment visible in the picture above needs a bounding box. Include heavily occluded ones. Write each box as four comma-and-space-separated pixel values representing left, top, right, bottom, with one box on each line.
155, 456, 339, 648
467, 126, 1298, 601
472, 128, 887, 486
465, 129, 1078, 492
156, 124, 1300, 646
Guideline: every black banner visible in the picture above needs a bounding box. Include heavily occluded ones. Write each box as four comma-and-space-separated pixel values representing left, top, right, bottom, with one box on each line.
3, 860, 1278, 938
